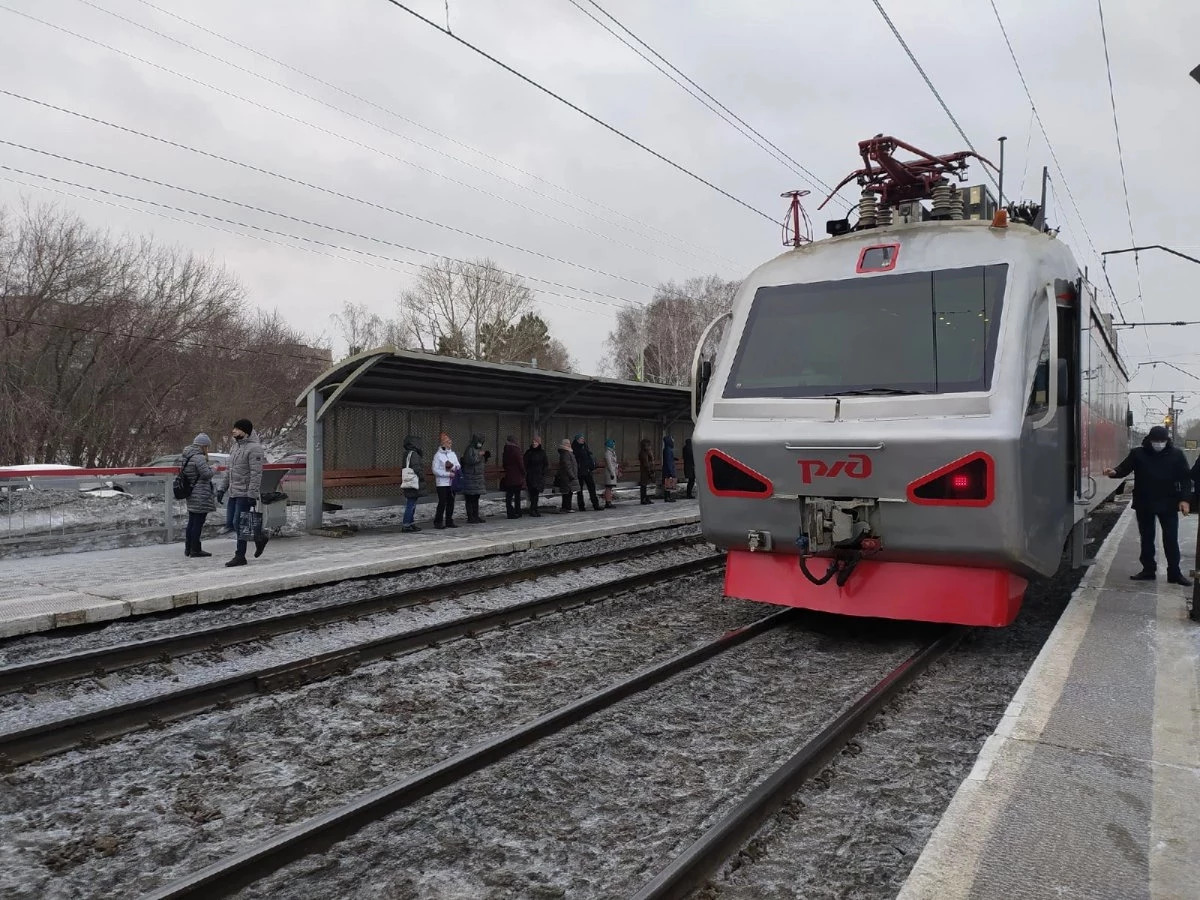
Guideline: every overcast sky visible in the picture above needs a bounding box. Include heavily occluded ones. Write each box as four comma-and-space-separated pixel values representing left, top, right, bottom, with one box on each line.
3, 0, 1199, 425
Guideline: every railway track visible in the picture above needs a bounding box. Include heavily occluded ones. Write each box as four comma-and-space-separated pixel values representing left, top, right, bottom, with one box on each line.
0, 539, 721, 768
141, 607, 799, 900
139, 619, 963, 900
0, 530, 704, 694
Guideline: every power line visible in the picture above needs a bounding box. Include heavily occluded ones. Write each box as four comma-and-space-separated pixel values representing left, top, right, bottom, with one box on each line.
868, 0, 999, 191
566, 0, 835, 197
1095, 0, 1146, 313
0, 141, 647, 309
986, 0, 1150, 358
375, 0, 778, 224
0, 92, 651, 295
0, 166, 634, 318
128, 0, 728, 267
1, 5, 704, 278
67, 0, 729, 272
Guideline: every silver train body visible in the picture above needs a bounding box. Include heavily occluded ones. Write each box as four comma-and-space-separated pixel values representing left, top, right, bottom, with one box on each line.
691, 218, 1129, 626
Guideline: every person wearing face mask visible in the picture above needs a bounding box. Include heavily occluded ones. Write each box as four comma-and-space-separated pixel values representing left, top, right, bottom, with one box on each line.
1104, 425, 1193, 585
224, 418, 266, 567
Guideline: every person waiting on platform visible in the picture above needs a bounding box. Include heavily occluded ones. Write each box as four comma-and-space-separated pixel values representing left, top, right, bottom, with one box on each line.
432, 433, 461, 529
502, 435, 526, 519
572, 433, 602, 512
660, 434, 677, 503
602, 438, 618, 509
556, 439, 579, 513
223, 418, 266, 567
401, 434, 423, 533
461, 433, 491, 525
638, 438, 655, 505
1104, 425, 1192, 585
182, 433, 216, 559
524, 435, 548, 517
682, 437, 696, 499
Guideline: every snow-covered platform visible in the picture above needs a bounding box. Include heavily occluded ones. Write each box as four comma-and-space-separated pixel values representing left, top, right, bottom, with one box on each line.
0, 498, 700, 639
899, 502, 1200, 900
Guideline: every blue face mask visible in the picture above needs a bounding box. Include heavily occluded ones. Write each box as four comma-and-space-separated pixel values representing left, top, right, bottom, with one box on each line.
1151, 441, 1167, 452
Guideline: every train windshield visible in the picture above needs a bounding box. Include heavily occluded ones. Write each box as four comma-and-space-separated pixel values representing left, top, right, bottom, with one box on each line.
724, 263, 1008, 398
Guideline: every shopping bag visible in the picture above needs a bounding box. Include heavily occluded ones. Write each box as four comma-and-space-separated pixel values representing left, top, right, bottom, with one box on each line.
237, 509, 264, 542
401, 451, 419, 491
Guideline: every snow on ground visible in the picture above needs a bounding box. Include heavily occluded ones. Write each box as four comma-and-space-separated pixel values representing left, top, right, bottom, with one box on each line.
0, 567, 763, 900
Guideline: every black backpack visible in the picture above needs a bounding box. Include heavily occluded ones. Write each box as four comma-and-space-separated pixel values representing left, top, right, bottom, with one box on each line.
172, 458, 194, 500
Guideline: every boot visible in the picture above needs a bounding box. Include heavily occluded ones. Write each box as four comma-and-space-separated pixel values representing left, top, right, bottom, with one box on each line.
253, 534, 269, 558
1168, 570, 1192, 587
1130, 570, 1155, 581
225, 554, 247, 567
192, 541, 212, 559
184, 540, 193, 558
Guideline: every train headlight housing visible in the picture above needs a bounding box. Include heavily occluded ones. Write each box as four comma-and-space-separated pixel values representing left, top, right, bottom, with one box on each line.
906, 452, 995, 507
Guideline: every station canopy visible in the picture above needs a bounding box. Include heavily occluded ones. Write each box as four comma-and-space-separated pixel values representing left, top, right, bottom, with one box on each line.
297, 348, 692, 423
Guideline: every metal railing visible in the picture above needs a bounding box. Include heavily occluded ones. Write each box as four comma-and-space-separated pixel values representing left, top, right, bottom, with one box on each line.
0, 464, 304, 552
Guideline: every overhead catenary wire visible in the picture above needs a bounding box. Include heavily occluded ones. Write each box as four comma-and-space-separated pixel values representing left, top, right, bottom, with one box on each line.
124, 0, 731, 267
0, 165, 635, 318
0, 91, 654, 296
1095, 0, 1151, 352
66, 0, 731, 272
0, 6, 692, 281
0, 139, 643, 307
868, 0, 999, 191
565, 0, 836, 198
375, 0, 778, 224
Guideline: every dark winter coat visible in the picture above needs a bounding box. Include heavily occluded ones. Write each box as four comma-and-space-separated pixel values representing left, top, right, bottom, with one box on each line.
1112, 436, 1191, 513
402, 435, 423, 499
572, 438, 596, 477
181, 445, 216, 514
661, 435, 677, 482
638, 440, 655, 486
556, 447, 580, 493
226, 429, 265, 499
462, 433, 489, 495
502, 439, 526, 490
1192, 457, 1200, 508
683, 439, 695, 479
524, 444, 549, 492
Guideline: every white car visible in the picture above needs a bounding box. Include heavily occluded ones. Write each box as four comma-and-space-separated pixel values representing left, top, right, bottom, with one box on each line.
0, 464, 111, 493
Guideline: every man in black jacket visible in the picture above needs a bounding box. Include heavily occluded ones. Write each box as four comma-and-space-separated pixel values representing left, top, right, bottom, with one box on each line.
1105, 426, 1192, 585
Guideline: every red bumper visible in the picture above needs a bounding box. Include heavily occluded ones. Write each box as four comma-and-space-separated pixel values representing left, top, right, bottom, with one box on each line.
724, 550, 1027, 627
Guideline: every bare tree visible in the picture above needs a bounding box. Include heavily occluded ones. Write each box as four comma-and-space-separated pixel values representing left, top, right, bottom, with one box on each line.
601, 275, 740, 385
0, 201, 329, 466
398, 257, 571, 368
330, 300, 408, 358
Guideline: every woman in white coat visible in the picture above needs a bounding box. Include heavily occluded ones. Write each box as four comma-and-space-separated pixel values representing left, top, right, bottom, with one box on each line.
432, 432, 461, 529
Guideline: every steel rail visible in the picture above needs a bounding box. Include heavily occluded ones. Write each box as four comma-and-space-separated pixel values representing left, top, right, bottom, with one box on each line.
0, 554, 723, 767
0, 531, 703, 694
141, 606, 799, 899
629, 626, 967, 899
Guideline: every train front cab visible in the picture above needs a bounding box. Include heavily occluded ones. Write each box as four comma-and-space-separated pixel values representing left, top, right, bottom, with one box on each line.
691, 258, 1127, 628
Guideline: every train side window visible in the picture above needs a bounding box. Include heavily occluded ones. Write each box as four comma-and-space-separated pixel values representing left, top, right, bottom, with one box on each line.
1026, 327, 1051, 418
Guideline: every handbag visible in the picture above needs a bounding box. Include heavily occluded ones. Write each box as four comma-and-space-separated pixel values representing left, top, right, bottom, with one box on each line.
450, 469, 464, 493
237, 508, 264, 542
401, 451, 419, 491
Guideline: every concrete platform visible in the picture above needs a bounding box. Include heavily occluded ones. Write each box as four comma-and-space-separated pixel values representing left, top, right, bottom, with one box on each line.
899, 502, 1200, 900
0, 500, 700, 639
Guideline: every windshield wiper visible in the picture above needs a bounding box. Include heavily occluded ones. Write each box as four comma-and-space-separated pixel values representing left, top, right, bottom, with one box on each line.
824, 388, 928, 397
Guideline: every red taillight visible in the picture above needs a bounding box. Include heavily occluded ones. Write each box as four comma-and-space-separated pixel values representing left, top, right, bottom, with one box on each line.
907, 452, 994, 507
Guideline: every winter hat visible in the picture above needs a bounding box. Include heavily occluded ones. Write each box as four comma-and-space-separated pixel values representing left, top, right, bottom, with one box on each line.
560, 439, 572, 450
605, 438, 615, 449
439, 432, 451, 445
573, 433, 584, 443
531, 434, 542, 446
1148, 426, 1170, 441
193, 433, 212, 447
233, 418, 254, 434
506, 434, 517, 444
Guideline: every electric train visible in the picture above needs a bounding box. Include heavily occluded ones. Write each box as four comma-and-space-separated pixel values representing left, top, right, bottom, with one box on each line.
689, 137, 1130, 626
